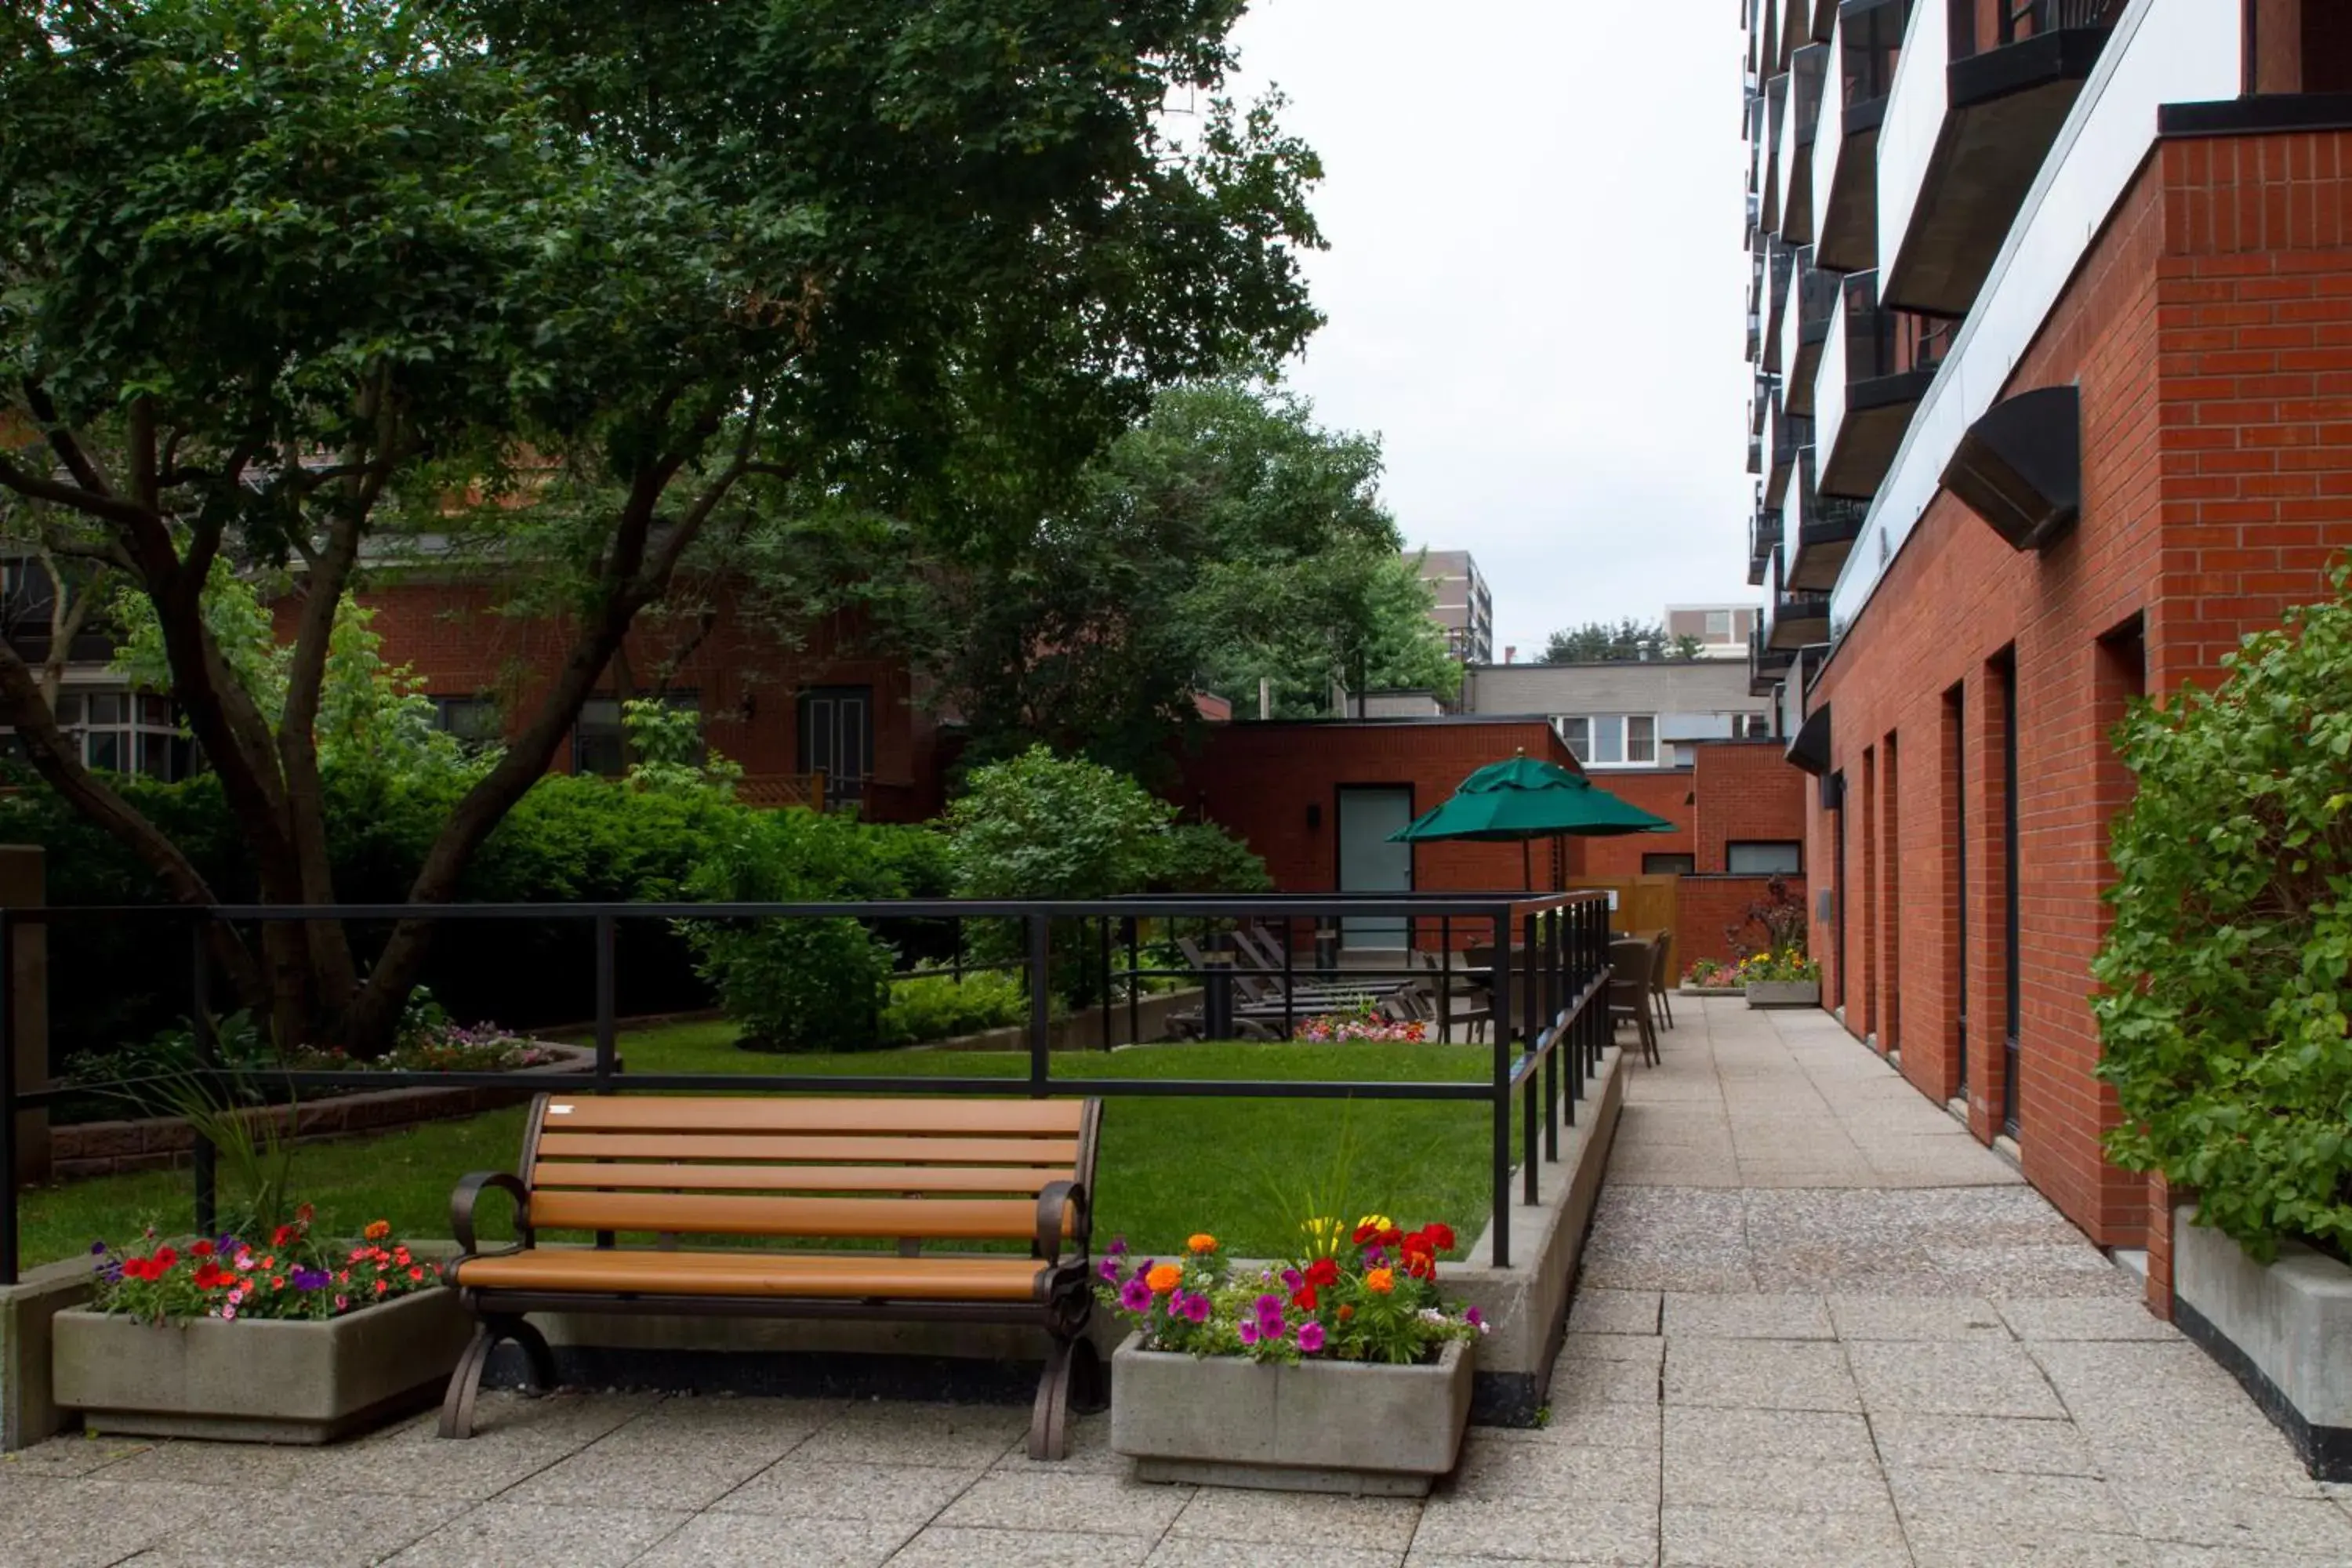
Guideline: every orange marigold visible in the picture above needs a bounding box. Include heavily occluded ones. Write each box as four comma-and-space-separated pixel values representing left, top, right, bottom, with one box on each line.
1145, 1264, 1182, 1294
1365, 1268, 1396, 1294
1185, 1233, 1217, 1254
363, 1220, 392, 1242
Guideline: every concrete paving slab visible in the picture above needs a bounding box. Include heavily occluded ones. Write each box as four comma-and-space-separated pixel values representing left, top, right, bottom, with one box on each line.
1998, 1297, 2181, 1341
1443, 1436, 1660, 1505
632, 1512, 914, 1567
121, 1489, 476, 1566
0, 1433, 150, 1479
1887, 1466, 2138, 1539
1661, 1291, 1833, 1339
785, 1400, 1025, 1469
1167, 1486, 1422, 1551
709, 1459, 979, 1523
1663, 1406, 1877, 1465
1827, 1294, 2009, 1341
381, 1501, 694, 1568
1154, 1541, 1402, 1568
935, 1468, 1196, 1537
1848, 1339, 2068, 1419
1410, 1496, 1658, 1563
1867, 1412, 2101, 1477
1659, 1504, 1911, 1567
1563, 1289, 1660, 1337
1661, 1448, 1893, 1512
891, 1526, 1157, 1567
1661, 1339, 1860, 1413
2114, 1483, 2352, 1555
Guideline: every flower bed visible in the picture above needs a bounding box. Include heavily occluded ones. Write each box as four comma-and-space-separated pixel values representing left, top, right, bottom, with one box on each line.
1102, 1221, 1486, 1492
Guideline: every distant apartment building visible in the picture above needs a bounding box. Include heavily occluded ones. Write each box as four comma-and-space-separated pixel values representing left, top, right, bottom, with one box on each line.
1461, 658, 1773, 769
1412, 549, 1492, 664
1664, 603, 1760, 660
1741, 0, 2352, 1305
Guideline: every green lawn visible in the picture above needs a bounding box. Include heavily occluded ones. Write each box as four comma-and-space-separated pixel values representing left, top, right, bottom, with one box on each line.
19, 1023, 1515, 1267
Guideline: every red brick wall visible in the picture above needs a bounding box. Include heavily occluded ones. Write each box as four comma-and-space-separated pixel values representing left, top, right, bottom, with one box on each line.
1676, 873, 1811, 971
1803, 131, 2352, 1283
1690, 740, 1809, 873
1573, 771, 1693, 877
344, 580, 946, 819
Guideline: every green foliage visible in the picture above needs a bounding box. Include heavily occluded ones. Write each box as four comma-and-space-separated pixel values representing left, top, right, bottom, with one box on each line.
878, 971, 1029, 1048
2094, 565, 2352, 1260
1159, 823, 1277, 895
621, 697, 742, 800
1541, 619, 1693, 665
946, 747, 1181, 901
681, 808, 950, 1051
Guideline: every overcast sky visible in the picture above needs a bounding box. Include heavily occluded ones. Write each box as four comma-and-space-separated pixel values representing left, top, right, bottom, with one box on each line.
1219, 0, 1759, 660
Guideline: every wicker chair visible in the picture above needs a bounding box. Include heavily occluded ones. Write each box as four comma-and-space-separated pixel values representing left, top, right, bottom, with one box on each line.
1609, 937, 1661, 1065
1649, 930, 1675, 1032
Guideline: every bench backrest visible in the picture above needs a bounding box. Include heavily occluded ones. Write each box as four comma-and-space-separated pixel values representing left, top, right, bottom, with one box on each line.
519, 1095, 1101, 1248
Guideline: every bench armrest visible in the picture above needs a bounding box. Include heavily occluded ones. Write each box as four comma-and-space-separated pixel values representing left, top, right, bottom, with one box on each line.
1034, 1179, 1091, 1269
450, 1171, 533, 1260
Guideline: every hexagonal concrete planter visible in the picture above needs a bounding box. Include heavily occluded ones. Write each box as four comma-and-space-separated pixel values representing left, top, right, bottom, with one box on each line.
53, 1288, 472, 1443
1109, 1334, 1474, 1496
1744, 980, 1821, 1008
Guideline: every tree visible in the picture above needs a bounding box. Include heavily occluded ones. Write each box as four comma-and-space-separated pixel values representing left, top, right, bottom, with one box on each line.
0, 0, 1320, 1051
776, 380, 1455, 775
1541, 618, 1692, 664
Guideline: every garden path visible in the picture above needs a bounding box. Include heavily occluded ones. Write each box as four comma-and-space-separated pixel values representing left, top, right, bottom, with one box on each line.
4, 999, 2346, 1566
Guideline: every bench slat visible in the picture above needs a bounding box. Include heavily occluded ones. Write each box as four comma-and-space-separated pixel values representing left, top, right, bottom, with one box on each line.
539, 1098, 1085, 1135
451, 1247, 1047, 1301
532, 1132, 1080, 1167
529, 1162, 1073, 1196
528, 1189, 1059, 1240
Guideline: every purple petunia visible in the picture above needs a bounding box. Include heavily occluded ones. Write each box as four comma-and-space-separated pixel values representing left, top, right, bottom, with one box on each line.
1238, 1320, 1259, 1346
1279, 1268, 1304, 1293
1106, 1235, 1128, 1258
1181, 1292, 1211, 1324
88, 1240, 107, 1256
1098, 1258, 1120, 1283
291, 1267, 330, 1291
1297, 1322, 1326, 1354
1119, 1278, 1153, 1313
1465, 1307, 1486, 1330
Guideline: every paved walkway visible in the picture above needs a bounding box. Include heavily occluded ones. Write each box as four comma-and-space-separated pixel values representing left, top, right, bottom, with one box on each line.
4, 1000, 2345, 1566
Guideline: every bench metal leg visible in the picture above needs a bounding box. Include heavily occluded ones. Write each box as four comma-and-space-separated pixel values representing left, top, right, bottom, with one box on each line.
1029, 1334, 1077, 1461
438, 1313, 560, 1439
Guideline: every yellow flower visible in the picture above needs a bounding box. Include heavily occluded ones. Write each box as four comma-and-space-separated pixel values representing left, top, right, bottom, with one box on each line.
1365, 1268, 1396, 1294
1356, 1213, 1393, 1235
1186, 1233, 1218, 1254
1145, 1264, 1182, 1294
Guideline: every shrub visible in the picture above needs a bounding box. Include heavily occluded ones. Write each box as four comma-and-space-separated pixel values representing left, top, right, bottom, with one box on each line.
2094, 564, 2352, 1261
1725, 875, 1807, 960
682, 808, 949, 1051
879, 970, 1029, 1047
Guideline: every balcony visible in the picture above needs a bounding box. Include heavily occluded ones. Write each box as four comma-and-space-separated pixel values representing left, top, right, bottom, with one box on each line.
1813, 269, 1951, 499
1748, 625, 1796, 699
1877, 0, 2125, 317
1759, 71, 1789, 235
1778, 249, 1841, 418
1811, 0, 1910, 273
1775, 42, 1830, 245
1785, 446, 1869, 591
1748, 499, 1779, 590
1762, 544, 1832, 652
1762, 380, 1810, 511
1759, 240, 1797, 376
1750, 373, 1773, 439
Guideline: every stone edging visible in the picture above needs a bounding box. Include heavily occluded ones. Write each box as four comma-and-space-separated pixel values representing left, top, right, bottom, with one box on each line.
2171, 1203, 2352, 1480
48, 1044, 593, 1180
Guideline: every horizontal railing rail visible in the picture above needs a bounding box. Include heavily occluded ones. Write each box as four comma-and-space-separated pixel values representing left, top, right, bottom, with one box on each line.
0, 892, 1621, 1283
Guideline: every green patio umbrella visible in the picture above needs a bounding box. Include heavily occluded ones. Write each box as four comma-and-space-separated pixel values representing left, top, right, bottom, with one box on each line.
1388, 753, 1677, 889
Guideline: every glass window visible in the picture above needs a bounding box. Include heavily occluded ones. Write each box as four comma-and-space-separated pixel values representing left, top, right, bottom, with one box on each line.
572, 698, 624, 778
1706, 609, 1733, 638
86, 692, 126, 727
31, 686, 184, 779
1627, 715, 1657, 764
431, 696, 503, 750
1728, 840, 1803, 874
54, 693, 82, 727
1589, 717, 1624, 765
1555, 716, 1590, 764
1643, 853, 1697, 876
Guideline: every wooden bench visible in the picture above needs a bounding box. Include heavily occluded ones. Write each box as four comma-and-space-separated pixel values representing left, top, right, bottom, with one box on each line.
437, 1093, 1105, 1459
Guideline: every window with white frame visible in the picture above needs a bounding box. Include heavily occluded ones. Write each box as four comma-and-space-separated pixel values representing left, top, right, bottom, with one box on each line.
1727, 840, 1803, 874
49, 690, 184, 779
1705, 609, 1733, 640
1555, 714, 1658, 767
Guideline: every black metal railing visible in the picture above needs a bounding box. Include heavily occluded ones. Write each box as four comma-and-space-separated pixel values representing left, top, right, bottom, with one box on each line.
1841, 270, 1955, 381
2000, 0, 2125, 45
0, 892, 1618, 1283
1838, 0, 1910, 109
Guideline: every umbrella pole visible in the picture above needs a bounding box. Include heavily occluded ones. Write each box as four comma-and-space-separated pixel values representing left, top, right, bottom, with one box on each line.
1522, 839, 1532, 892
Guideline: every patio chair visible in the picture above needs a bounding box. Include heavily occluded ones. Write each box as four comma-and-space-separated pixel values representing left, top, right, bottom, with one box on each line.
1609, 937, 1660, 1065
1650, 931, 1675, 1032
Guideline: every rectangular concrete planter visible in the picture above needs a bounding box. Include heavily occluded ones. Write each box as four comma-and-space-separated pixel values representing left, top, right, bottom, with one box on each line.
53, 1287, 473, 1444
2172, 1203, 2352, 1479
1109, 1334, 1474, 1495
1745, 979, 1821, 1008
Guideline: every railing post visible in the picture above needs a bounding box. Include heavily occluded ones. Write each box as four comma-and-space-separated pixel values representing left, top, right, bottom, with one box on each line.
1489, 910, 1512, 1270
593, 913, 617, 1094
1027, 914, 1052, 1098
1125, 916, 1140, 1047
1100, 915, 1114, 1051
1202, 935, 1234, 1042
0, 909, 16, 1287
1281, 920, 1295, 1040
191, 918, 217, 1241
1439, 915, 1453, 1040
1521, 912, 1540, 1207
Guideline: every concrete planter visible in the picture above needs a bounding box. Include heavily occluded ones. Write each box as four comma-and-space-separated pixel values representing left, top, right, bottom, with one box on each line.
2171, 1203, 2352, 1479
1744, 979, 1821, 1008
1109, 1334, 1474, 1496
53, 1287, 472, 1444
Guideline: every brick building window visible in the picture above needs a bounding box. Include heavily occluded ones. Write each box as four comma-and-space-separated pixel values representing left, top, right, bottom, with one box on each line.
1705, 609, 1732, 640
1557, 714, 1658, 767
573, 691, 699, 777
430, 697, 503, 751
1642, 853, 1697, 875
1726, 840, 1802, 874
38, 690, 185, 780
1734, 713, 1771, 739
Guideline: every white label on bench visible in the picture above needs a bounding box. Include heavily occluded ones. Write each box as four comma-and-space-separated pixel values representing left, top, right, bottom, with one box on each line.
548, 1105, 573, 1114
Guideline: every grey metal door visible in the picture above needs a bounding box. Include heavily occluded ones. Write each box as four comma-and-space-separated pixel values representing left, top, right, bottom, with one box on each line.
1337, 786, 1414, 948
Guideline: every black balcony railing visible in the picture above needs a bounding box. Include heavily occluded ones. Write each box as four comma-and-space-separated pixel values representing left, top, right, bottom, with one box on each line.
0, 893, 1621, 1283
1838, 0, 1911, 110
1998, 0, 2126, 45
1842, 271, 1955, 381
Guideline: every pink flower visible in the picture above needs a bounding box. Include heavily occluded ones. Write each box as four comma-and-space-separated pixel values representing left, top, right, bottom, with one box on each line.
1238, 1321, 1259, 1346
220, 1305, 237, 1322
1297, 1322, 1326, 1354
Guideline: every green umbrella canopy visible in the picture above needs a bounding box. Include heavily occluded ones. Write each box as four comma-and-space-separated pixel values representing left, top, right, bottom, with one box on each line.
1388, 754, 1677, 842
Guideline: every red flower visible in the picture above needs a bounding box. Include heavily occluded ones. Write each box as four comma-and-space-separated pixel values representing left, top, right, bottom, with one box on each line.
192, 1262, 227, 1290
1377, 1227, 1404, 1247
151, 1246, 178, 1271
1304, 1258, 1340, 1288
1405, 1252, 1436, 1281
1401, 1232, 1435, 1257
1351, 1222, 1379, 1245
406, 1266, 424, 1282
1423, 1222, 1457, 1251
1290, 1287, 1319, 1312
191, 1240, 216, 1258
272, 1225, 294, 1247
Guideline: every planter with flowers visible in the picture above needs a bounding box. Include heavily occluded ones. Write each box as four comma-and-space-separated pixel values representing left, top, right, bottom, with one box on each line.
52, 1210, 471, 1444
1103, 1220, 1487, 1495
1737, 949, 1823, 1008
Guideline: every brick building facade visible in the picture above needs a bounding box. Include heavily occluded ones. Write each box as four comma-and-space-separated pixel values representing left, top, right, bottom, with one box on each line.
1744, 0, 2352, 1312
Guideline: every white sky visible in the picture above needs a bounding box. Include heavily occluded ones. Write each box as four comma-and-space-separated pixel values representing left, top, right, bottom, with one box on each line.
1219, 0, 1760, 659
